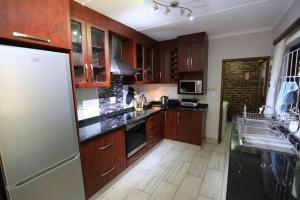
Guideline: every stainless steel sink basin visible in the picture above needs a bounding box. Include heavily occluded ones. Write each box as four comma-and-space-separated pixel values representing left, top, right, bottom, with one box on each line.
237, 117, 294, 154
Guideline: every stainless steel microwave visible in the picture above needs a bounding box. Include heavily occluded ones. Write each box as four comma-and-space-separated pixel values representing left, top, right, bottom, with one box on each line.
179, 80, 203, 94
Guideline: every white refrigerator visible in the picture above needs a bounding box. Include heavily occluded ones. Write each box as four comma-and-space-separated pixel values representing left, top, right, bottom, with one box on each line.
0, 45, 85, 200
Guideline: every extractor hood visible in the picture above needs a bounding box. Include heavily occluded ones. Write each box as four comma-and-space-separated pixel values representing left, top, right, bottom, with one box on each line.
110, 35, 138, 75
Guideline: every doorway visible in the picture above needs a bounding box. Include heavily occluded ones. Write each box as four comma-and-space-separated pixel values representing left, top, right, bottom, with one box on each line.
218, 57, 270, 142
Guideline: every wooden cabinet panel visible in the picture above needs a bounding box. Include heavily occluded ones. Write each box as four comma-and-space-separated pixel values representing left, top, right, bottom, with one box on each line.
177, 111, 202, 145
147, 112, 163, 148
164, 110, 177, 140
0, 0, 70, 49
190, 42, 204, 71
178, 44, 190, 72
80, 128, 126, 199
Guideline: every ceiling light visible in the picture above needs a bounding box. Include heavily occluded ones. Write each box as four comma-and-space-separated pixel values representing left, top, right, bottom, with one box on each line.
164, 7, 171, 15
152, 0, 193, 20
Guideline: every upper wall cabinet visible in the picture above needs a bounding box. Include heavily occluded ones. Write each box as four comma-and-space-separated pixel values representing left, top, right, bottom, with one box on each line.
71, 18, 110, 88
0, 0, 70, 49
178, 33, 208, 72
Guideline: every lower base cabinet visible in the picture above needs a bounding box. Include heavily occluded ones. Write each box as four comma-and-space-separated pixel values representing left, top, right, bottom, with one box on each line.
146, 112, 164, 148
164, 110, 206, 145
80, 128, 126, 199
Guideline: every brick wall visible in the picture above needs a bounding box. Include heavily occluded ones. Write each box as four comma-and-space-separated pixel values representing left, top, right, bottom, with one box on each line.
223, 59, 266, 120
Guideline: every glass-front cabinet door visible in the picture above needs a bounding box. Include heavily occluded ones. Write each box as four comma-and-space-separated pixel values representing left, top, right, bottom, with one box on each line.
88, 26, 108, 85
146, 47, 154, 82
70, 18, 110, 88
71, 20, 87, 86
136, 43, 144, 82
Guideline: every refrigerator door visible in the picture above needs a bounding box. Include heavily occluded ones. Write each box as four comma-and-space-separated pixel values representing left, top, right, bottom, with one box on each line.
0, 45, 80, 188
8, 155, 85, 200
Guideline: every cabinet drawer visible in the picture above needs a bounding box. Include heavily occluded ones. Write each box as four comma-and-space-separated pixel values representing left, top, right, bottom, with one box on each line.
80, 128, 126, 199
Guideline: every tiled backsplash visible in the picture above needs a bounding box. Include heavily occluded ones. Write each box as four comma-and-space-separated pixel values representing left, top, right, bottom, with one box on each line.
97, 75, 125, 114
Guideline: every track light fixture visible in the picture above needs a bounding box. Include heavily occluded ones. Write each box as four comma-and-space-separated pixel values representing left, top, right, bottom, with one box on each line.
152, 0, 193, 20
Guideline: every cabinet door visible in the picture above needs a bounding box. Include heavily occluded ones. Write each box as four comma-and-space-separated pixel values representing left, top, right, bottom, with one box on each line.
87, 25, 110, 87
177, 111, 202, 145
178, 44, 190, 72
159, 48, 170, 83
71, 19, 89, 87
164, 110, 177, 140
145, 47, 154, 82
136, 43, 145, 82
190, 42, 204, 71
0, 0, 70, 49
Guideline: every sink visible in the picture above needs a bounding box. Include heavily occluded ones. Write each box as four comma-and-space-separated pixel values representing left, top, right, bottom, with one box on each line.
238, 117, 294, 154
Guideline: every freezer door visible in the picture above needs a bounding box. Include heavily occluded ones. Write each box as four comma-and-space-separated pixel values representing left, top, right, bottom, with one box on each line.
8, 155, 85, 200
0, 45, 80, 187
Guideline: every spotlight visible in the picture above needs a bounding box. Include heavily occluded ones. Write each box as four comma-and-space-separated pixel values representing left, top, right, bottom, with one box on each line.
188, 13, 194, 20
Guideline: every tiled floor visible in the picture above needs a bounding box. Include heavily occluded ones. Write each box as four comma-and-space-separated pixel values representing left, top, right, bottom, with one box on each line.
92, 124, 231, 200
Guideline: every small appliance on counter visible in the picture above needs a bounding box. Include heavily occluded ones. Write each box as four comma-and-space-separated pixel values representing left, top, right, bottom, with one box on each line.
160, 96, 169, 107
133, 93, 147, 111
167, 99, 181, 107
180, 98, 200, 108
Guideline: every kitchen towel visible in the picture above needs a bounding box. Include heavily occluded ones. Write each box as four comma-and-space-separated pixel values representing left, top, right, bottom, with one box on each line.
275, 81, 298, 113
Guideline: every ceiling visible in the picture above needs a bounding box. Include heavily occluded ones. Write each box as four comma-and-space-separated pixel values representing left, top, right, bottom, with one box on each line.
74, 0, 295, 41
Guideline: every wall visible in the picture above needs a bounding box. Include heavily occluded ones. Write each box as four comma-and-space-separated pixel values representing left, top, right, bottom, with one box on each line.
273, 0, 300, 40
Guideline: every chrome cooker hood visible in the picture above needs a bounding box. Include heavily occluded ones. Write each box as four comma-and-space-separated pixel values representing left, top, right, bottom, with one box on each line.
110, 35, 138, 75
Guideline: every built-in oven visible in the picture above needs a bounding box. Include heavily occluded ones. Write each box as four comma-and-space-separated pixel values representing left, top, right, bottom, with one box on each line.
179, 80, 203, 94
125, 119, 147, 158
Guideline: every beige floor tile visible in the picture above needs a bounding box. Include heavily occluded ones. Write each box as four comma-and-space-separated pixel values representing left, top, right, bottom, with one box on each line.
124, 188, 150, 200
196, 148, 212, 158
188, 156, 209, 177
199, 169, 223, 200
149, 182, 178, 200
173, 174, 202, 200
208, 152, 226, 171
201, 143, 215, 152
197, 195, 212, 200
212, 142, 227, 153
164, 160, 191, 186
180, 148, 197, 162
135, 164, 169, 194
159, 149, 183, 167
102, 181, 135, 200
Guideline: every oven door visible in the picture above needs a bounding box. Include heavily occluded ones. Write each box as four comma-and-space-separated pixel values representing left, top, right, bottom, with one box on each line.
125, 122, 147, 158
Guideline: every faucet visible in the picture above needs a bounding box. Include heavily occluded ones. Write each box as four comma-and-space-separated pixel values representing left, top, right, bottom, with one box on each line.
259, 105, 272, 114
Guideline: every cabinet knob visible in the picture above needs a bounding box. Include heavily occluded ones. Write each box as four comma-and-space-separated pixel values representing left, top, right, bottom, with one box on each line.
85, 64, 88, 82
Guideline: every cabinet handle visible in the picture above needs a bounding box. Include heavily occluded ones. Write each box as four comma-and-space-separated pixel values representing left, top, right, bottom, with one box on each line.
186, 57, 190, 67
98, 142, 114, 151
160, 72, 162, 81
12, 32, 51, 43
85, 64, 88, 82
177, 112, 180, 124
190, 57, 193, 69
101, 166, 115, 177
90, 64, 94, 82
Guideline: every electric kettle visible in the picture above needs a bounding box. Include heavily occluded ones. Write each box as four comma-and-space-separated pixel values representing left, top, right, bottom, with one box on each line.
160, 96, 169, 107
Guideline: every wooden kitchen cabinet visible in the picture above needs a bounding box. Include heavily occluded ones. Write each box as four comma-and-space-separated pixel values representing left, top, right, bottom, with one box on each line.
164, 110, 177, 140
71, 18, 110, 88
80, 128, 126, 199
0, 0, 70, 49
178, 32, 207, 72
177, 111, 203, 145
158, 40, 178, 83
147, 112, 163, 148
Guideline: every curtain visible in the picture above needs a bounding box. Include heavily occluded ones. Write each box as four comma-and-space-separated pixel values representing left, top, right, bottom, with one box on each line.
264, 39, 286, 115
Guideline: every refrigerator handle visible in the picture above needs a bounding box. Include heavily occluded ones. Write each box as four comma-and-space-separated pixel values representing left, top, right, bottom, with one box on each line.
8, 154, 79, 191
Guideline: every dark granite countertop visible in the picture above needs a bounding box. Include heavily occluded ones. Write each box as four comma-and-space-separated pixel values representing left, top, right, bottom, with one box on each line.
78, 103, 208, 143
227, 121, 300, 200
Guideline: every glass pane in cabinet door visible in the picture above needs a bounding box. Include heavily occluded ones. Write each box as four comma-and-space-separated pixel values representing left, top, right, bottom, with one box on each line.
71, 20, 85, 83
146, 47, 153, 81
90, 27, 106, 83
136, 44, 144, 81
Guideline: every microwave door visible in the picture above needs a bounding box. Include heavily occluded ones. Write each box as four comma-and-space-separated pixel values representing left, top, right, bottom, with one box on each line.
180, 81, 196, 93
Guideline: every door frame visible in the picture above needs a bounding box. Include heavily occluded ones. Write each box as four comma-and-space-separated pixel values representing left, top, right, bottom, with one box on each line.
218, 56, 270, 143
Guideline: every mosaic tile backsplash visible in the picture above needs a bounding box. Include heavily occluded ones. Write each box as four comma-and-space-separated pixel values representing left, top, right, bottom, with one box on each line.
97, 75, 128, 115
